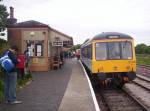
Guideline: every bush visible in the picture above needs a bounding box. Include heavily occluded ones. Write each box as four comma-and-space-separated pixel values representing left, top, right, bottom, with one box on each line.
0, 80, 4, 102
0, 40, 9, 80
25, 72, 33, 80
17, 72, 33, 89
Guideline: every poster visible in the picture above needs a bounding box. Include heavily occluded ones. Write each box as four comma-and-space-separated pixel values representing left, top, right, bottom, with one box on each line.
32, 58, 38, 64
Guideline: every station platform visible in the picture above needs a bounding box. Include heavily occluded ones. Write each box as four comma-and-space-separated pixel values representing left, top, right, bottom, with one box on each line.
0, 59, 99, 111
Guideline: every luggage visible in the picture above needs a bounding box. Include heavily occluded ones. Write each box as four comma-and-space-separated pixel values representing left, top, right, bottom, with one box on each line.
0, 51, 15, 73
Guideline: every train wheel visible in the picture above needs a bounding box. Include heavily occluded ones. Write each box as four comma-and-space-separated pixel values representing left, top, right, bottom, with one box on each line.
113, 78, 124, 89
99, 80, 106, 88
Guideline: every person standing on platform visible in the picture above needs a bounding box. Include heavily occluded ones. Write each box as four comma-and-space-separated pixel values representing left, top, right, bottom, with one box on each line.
24, 49, 30, 73
3, 45, 22, 104
59, 52, 64, 68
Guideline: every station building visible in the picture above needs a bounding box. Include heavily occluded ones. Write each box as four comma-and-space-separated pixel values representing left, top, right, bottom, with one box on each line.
7, 7, 73, 71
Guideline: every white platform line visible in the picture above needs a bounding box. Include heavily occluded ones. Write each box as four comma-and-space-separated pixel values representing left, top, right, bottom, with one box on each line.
79, 60, 100, 111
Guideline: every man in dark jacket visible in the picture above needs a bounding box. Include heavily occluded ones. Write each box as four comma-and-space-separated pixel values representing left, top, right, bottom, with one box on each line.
3, 45, 22, 104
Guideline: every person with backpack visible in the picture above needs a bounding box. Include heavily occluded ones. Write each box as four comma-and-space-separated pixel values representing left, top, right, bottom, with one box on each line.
1, 45, 22, 104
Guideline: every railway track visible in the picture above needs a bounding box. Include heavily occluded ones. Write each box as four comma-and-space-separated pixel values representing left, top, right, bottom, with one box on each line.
133, 75, 150, 91
123, 75, 150, 111
88, 75, 149, 111
137, 64, 150, 74
83, 62, 150, 111
94, 85, 147, 111
137, 64, 150, 69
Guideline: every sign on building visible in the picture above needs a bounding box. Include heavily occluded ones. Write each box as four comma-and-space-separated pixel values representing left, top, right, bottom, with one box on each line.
52, 41, 63, 46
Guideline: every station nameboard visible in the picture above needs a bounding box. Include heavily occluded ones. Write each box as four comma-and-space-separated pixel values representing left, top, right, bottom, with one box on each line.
52, 41, 63, 46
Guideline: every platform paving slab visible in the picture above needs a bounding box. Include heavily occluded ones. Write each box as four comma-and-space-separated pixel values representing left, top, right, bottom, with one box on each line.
0, 59, 73, 111
58, 59, 96, 111
0, 59, 96, 111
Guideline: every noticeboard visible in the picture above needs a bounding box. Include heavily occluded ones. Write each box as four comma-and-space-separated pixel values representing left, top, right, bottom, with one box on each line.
32, 58, 39, 64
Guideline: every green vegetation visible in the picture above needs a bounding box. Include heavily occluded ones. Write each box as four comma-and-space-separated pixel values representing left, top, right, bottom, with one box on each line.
70, 44, 81, 52
0, 39, 32, 102
0, 39, 9, 79
0, 72, 33, 103
0, 80, 4, 102
135, 43, 150, 54
0, 39, 9, 55
17, 72, 33, 89
135, 43, 150, 65
136, 54, 150, 65
0, 0, 9, 31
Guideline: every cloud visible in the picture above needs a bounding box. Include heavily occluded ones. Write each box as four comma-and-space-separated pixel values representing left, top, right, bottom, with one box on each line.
2, 0, 150, 45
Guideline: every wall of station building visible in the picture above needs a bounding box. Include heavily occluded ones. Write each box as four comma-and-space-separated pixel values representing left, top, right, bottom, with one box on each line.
22, 28, 49, 71
49, 29, 72, 57
8, 27, 73, 72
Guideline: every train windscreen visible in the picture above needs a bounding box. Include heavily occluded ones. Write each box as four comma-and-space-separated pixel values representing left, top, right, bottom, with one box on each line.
121, 42, 132, 59
95, 41, 132, 60
95, 43, 107, 60
108, 42, 121, 59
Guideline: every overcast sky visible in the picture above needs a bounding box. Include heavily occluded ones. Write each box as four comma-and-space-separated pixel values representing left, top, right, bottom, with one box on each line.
1, 0, 150, 45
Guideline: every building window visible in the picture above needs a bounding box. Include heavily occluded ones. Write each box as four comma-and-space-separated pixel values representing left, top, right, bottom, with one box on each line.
27, 40, 44, 57
27, 40, 34, 57
35, 44, 43, 56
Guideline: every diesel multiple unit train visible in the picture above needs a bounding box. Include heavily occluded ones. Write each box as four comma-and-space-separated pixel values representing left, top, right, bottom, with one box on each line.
81, 32, 136, 87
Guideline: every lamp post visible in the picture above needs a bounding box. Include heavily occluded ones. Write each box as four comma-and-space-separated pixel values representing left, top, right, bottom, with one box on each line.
30, 31, 35, 37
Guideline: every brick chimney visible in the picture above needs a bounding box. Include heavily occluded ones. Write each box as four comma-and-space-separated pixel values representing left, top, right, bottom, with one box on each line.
7, 7, 17, 25
10, 7, 14, 19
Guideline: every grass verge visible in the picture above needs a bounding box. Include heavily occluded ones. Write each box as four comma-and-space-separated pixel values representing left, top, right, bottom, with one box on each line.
136, 54, 150, 65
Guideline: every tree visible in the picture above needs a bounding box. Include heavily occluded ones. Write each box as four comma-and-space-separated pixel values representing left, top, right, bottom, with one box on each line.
70, 44, 81, 52
135, 43, 150, 54
0, 0, 9, 32
147, 45, 150, 54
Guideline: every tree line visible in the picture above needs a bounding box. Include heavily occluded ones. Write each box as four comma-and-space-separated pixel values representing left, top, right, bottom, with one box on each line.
71, 43, 150, 55
0, 0, 8, 32
135, 43, 150, 54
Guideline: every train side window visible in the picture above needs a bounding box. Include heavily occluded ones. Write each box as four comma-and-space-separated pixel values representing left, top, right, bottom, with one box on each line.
95, 43, 107, 60
89, 45, 92, 59
87, 46, 91, 59
121, 42, 132, 59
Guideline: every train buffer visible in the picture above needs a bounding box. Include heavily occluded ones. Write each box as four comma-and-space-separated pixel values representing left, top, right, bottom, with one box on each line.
0, 58, 99, 111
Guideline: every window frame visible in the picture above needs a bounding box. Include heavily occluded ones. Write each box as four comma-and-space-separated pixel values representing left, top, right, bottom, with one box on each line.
26, 40, 44, 57
95, 42, 108, 60
95, 41, 133, 61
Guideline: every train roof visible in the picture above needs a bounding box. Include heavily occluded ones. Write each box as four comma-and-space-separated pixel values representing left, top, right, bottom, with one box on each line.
92, 32, 133, 40
81, 32, 133, 48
